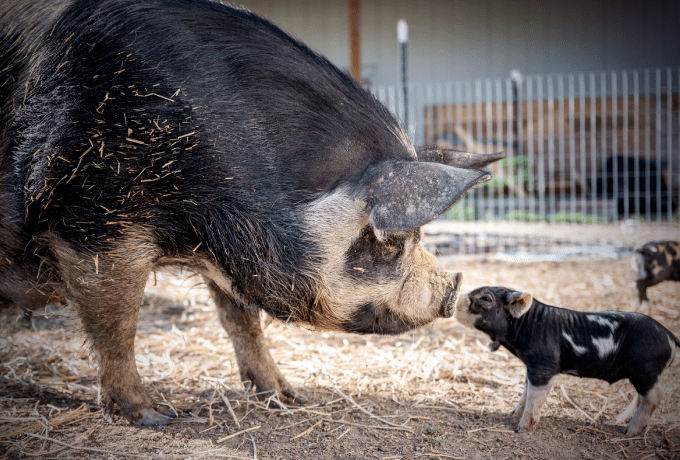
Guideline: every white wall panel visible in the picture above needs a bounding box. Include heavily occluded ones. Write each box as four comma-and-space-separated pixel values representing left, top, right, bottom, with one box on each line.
233, 0, 680, 86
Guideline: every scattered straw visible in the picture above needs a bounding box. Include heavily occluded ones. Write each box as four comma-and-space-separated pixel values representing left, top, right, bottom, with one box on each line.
333, 386, 402, 428
290, 420, 321, 441
218, 387, 240, 428
591, 395, 608, 423
24, 433, 144, 458
318, 417, 412, 432
0, 404, 94, 439
336, 427, 351, 440
249, 433, 257, 460
216, 425, 261, 444
561, 385, 594, 422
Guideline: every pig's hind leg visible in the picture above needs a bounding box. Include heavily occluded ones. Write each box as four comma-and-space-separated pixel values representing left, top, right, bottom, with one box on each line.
52, 238, 173, 426
622, 383, 663, 437
208, 281, 307, 406
616, 394, 640, 425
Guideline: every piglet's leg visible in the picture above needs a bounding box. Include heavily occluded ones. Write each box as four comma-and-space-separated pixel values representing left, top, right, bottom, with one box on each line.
616, 394, 640, 425
623, 384, 663, 437
511, 377, 528, 420
52, 238, 172, 426
517, 376, 554, 433
208, 281, 307, 405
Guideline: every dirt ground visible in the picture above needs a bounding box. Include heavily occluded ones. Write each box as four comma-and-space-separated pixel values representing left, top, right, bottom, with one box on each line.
1, 245, 680, 459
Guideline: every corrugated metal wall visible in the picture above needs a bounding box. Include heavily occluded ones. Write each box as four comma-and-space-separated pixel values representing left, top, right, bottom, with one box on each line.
236, 0, 680, 87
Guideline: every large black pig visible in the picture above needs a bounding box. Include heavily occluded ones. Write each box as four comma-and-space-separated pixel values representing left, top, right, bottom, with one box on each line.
0, 0, 502, 426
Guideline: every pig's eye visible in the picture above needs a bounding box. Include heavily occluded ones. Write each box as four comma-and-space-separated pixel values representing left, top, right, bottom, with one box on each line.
480, 294, 493, 303
381, 236, 405, 258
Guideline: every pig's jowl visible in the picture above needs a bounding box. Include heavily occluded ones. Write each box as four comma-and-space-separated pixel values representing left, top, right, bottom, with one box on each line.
0, 0, 502, 426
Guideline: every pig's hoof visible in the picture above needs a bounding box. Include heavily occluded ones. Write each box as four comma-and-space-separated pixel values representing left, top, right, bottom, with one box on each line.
131, 408, 175, 427
516, 424, 532, 433
623, 424, 643, 437
268, 391, 308, 408
290, 394, 308, 405
156, 405, 177, 417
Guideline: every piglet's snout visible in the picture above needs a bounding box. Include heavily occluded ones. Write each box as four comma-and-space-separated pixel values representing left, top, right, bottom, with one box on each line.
440, 272, 463, 318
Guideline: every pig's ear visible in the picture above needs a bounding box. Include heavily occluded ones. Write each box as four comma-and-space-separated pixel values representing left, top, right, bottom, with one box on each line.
506, 291, 533, 318
417, 146, 506, 169
359, 161, 490, 231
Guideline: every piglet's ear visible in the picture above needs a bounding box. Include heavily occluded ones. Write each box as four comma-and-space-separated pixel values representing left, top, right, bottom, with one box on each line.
506, 291, 533, 318
358, 160, 490, 231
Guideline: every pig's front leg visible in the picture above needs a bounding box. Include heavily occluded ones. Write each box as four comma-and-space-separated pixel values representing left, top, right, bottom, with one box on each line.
511, 377, 529, 420
208, 281, 306, 405
516, 374, 555, 432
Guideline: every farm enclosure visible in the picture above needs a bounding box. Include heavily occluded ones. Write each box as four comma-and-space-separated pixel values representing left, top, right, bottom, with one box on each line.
1, 222, 679, 459
373, 67, 680, 228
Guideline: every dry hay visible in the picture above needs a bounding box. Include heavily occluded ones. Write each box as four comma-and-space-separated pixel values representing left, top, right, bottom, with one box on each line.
1, 243, 680, 459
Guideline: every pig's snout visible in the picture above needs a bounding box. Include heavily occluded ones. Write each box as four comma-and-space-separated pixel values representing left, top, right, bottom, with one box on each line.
440, 272, 462, 318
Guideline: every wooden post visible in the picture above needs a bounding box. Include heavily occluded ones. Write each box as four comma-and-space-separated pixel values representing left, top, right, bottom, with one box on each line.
348, 0, 361, 83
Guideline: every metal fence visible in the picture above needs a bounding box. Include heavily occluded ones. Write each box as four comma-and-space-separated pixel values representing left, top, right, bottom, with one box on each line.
371, 67, 680, 228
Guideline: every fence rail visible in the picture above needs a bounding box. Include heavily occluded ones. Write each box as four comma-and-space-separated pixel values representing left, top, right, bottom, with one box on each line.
371, 68, 680, 229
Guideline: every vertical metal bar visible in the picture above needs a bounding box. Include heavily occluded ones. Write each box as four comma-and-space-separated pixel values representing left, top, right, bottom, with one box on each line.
399, 25, 408, 129
655, 68, 662, 220
425, 83, 434, 148
413, 83, 422, 144
611, 71, 618, 223
456, 81, 467, 231
465, 80, 474, 227
485, 79, 493, 222
644, 69, 651, 221
557, 75, 565, 217
548, 75, 555, 221
568, 74, 577, 219
517, 77, 526, 224
435, 82, 444, 150
668, 68, 674, 221
527, 76, 535, 230
445, 81, 454, 148
633, 70, 640, 218
475, 79, 483, 221
348, 0, 361, 82
600, 72, 608, 221
516, 74, 524, 210
623, 71, 630, 219
423, 87, 432, 146
589, 73, 598, 220
507, 78, 515, 221
537, 76, 546, 221
579, 74, 587, 219
495, 78, 504, 222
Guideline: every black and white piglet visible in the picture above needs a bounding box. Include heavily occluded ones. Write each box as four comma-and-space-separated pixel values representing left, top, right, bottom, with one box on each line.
632, 241, 680, 310
455, 286, 679, 436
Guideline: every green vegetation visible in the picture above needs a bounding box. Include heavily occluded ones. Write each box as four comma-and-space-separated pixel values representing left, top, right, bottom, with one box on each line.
425, 425, 443, 435
504, 210, 610, 224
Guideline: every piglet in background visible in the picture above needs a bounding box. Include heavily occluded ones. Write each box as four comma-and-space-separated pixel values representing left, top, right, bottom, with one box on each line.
632, 241, 680, 312
455, 286, 679, 436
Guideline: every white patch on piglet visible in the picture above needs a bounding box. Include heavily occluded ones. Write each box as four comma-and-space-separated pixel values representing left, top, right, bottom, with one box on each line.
586, 314, 619, 333
592, 334, 617, 359
562, 332, 588, 356
631, 253, 646, 279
